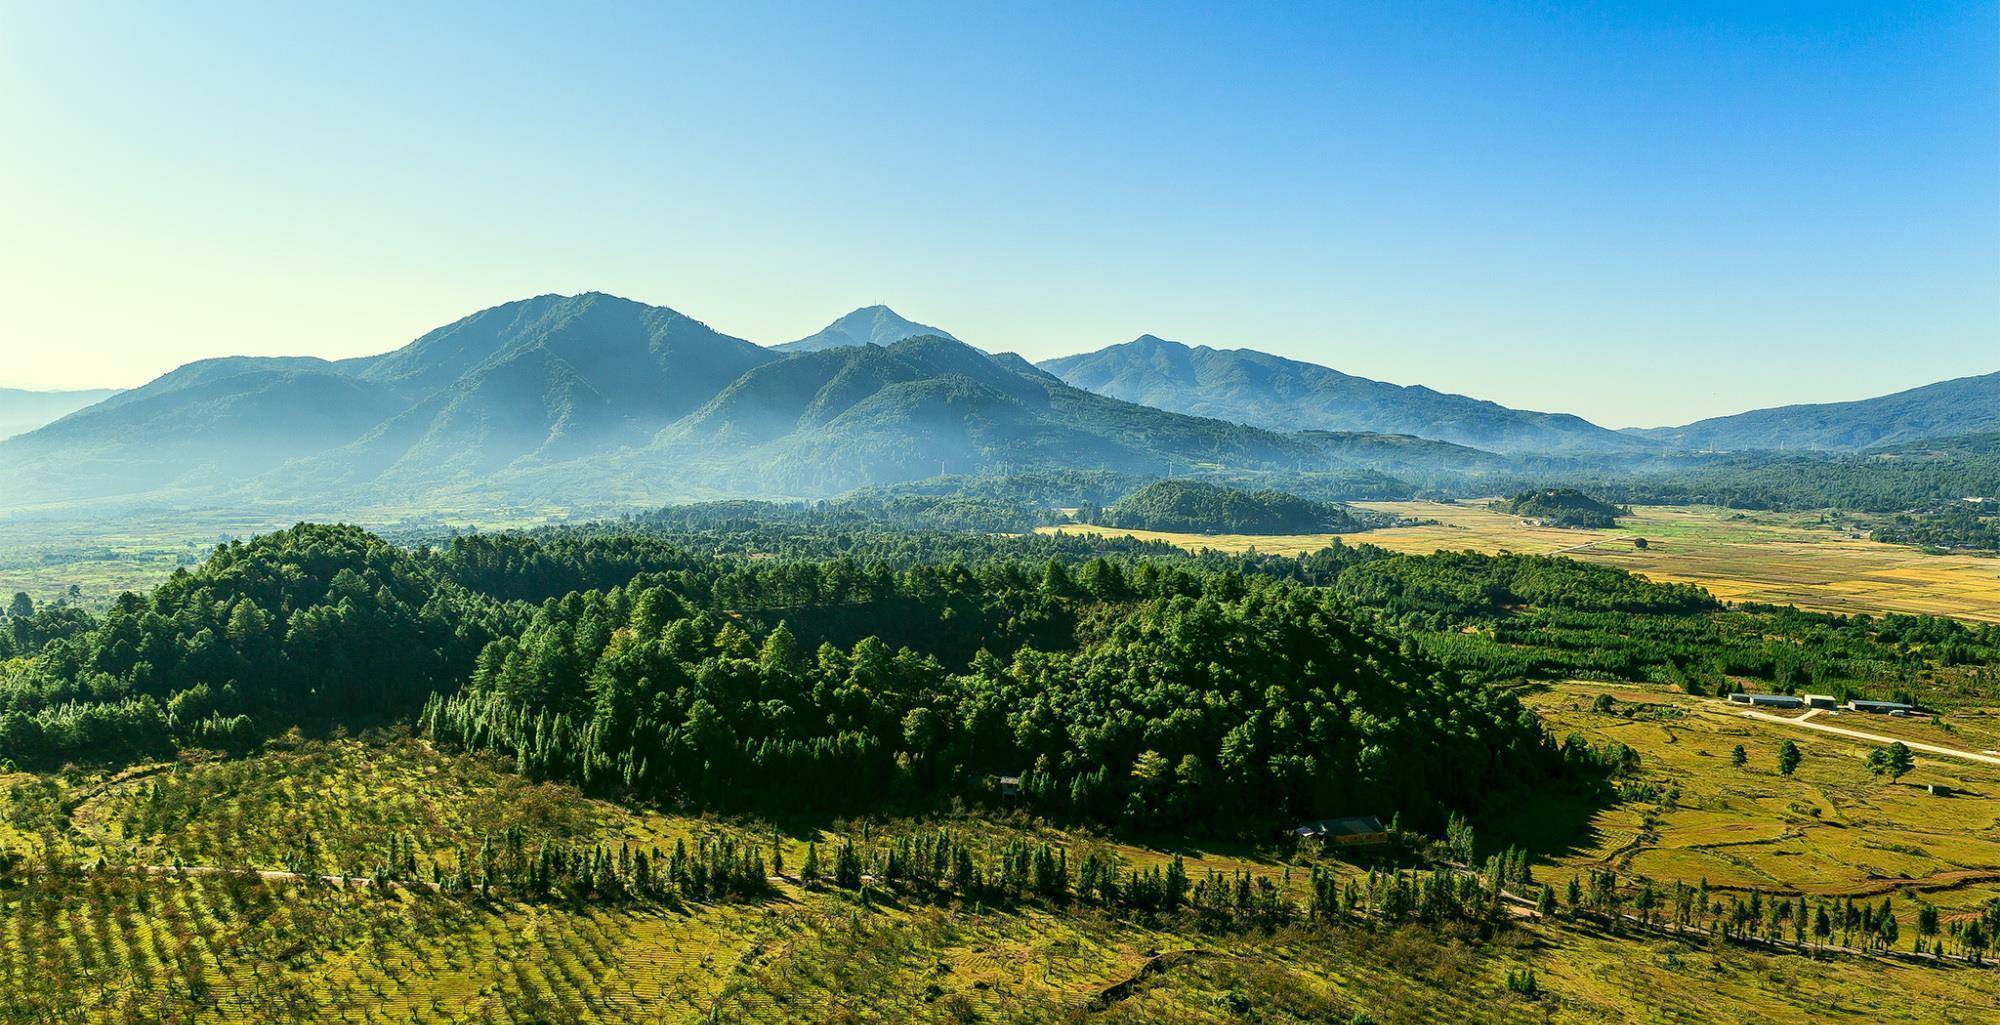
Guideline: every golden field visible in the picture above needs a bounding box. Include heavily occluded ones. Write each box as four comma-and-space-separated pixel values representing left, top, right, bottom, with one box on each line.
1044, 501, 2000, 623
1510, 681, 2000, 928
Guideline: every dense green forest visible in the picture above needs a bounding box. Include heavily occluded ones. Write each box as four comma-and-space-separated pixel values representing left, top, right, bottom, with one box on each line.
1493, 488, 1625, 528
6, 516, 1997, 832
0, 524, 1561, 836
1557, 435, 2000, 513
1090, 479, 1378, 534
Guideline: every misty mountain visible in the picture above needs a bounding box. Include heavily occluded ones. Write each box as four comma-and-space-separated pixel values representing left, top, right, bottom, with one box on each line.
775, 305, 960, 352
0, 293, 775, 505
0, 295, 1408, 509
1038, 335, 1644, 455
582, 332, 1341, 496
1628, 371, 2000, 452
0, 387, 119, 440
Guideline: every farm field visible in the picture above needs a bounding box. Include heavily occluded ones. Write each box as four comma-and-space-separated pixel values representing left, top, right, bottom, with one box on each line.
1045, 501, 2000, 623
10, 734, 2000, 1022
1509, 681, 2000, 931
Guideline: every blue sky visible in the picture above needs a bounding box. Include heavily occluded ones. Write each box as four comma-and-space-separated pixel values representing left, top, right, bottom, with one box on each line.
1, 1, 1992, 426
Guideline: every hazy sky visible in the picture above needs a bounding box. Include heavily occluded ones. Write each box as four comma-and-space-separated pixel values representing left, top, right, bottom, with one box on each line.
1, 2, 1993, 427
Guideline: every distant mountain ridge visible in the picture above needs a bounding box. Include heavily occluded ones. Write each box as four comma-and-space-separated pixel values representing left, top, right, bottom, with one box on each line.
0, 387, 120, 440
0, 296, 1420, 509
1627, 371, 2000, 452
1038, 335, 1646, 455
10, 293, 1990, 513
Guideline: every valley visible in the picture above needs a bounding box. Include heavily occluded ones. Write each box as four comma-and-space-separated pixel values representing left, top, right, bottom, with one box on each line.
7, 6, 1994, 1021
1048, 500, 2000, 623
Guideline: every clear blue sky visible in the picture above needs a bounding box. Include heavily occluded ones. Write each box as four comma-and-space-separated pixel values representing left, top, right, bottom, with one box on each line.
1, 1, 1993, 426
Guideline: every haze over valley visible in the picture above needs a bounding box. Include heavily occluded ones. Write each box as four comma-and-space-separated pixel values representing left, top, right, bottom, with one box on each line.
3, 4, 1996, 1022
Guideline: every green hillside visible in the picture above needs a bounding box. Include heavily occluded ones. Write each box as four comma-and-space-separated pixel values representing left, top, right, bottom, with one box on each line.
1494, 488, 1625, 528
1095, 479, 1375, 534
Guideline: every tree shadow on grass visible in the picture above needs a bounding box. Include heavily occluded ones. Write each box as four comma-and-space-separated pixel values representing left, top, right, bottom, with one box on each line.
1475, 786, 1612, 866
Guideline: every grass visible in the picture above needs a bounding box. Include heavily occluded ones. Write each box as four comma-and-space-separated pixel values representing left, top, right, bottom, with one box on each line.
1502, 681, 2000, 931
1044, 500, 2000, 623
8, 733, 2000, 1022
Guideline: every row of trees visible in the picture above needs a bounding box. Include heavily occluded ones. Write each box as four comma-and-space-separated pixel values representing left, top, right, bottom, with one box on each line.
1550, 868, 2000, 961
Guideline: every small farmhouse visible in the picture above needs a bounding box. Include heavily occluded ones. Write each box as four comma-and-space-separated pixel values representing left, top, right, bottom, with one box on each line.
1293, 816, 1389, 848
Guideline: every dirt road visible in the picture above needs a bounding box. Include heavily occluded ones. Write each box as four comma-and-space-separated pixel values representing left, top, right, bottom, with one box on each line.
1724, 706, 2000, 767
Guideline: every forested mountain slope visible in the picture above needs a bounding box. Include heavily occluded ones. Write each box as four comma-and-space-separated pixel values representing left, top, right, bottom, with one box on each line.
1629, 371, 2000, 451
1040, 335, 1642, 455
0, 297, 1454, 509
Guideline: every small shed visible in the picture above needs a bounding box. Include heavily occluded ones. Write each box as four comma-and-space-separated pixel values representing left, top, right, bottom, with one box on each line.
994, 775, 1022, 798
1847, 700, 1916, 714
1926, 783, 1954, 797
1293, 816, 1389, 848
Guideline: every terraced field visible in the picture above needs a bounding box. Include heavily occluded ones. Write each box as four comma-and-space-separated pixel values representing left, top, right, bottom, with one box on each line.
1045, 501, 2000, 622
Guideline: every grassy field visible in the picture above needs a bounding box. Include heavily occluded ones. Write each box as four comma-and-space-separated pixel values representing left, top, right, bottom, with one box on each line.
7, 735, 2000, 1022
1045, 500, 2000, 623
0, 504, 579, 610
1507, 681, 2000, 929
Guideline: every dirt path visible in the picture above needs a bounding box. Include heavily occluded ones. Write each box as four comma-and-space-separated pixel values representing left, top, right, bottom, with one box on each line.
1547, 536, 1638, 555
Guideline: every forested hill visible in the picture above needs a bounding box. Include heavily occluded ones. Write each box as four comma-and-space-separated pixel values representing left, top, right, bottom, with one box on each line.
1038, 334, 1642, 455
1494, 488, 1625, 528
1092, 479, 1376, 534
1628, 371, 2000, 452
9, 518, 2000, 832
0, 521, 1558, 833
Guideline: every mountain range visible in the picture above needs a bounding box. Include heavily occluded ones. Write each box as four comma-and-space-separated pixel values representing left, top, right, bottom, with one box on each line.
0, 387, 120, 441
1623, 371, 2000, 452
1038, 335, 1644, 455
0, 295, 1356, 509
3, 292, 1991, 513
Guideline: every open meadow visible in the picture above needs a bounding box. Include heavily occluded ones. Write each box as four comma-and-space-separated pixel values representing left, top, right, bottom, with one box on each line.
1045, 501, 2000, 623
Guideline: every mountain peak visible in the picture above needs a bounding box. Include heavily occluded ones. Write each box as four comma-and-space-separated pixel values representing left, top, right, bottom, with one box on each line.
777, 305, 959, 353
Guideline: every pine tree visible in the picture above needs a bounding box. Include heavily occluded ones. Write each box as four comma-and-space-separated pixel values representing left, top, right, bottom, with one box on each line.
1777, 740, 1801, 777
801, 841, 822, 889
